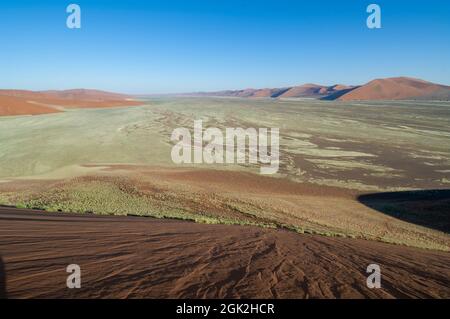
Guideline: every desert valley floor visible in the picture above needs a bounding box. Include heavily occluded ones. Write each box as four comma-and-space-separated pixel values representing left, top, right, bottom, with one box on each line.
0, 97, 449, 298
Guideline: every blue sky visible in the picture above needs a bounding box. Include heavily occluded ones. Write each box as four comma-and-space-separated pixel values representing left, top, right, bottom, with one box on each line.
1, 0, 449, 93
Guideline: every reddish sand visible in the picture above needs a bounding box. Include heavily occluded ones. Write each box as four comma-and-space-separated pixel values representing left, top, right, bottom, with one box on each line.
0, 207, 449, 299
0, 95, 61, 116
130, 166, 358, 198
39, 89, 132, 101
186, 77, 449, 100
280, 84, 327, 98
190, 83, 355, 99
251, 88, 280, 98
338, 77, 450, 101
0, 89, 141, 116
331, 84, 354, 91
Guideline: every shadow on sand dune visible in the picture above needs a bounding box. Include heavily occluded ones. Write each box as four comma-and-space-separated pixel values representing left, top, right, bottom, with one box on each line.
0, 256, 6, 299
358, 189, 450, 234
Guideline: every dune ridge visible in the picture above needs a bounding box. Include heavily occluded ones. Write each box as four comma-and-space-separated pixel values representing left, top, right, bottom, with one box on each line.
186, 84, 354, 99
1, 207, 449, 298
183, 77, 450, 101
338, 77, 450, 101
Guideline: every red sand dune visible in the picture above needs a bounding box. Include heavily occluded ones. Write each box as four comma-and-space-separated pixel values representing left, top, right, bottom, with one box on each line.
185, 77, 449, 101
330, 84, 354, 91
0, 95, 61, 117
188, 85, 342, 99
0, 89, 141, 116
186, 83, 355, 99
250, 88, 287, 98
279, 84, 328, 98
0, 207, 449, 298
278, 84, 357, 99
338, 77, 450, 101
216, 88, 289, 98
40, 89, 131, 101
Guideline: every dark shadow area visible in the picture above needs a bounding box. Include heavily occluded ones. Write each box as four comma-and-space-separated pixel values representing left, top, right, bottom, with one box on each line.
358, 189, 450, 234
320, 86, 360, 100
0, 255, 6, 299
270, 87, 291, 98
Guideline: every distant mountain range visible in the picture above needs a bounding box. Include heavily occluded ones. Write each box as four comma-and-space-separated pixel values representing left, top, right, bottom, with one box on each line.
185, 77, 450, 101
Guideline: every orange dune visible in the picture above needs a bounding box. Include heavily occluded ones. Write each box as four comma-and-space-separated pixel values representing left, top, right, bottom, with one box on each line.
0, 89, 142, 116
185, 77, 449, 101
280, 84, 328, 98
331, 84, 354, 91
338, 77, 450, 101
249, 88, 285, 98
0, 95, 61, 116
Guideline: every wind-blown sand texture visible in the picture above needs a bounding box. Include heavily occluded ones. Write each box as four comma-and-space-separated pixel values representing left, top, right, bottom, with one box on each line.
0, 207, 449, 299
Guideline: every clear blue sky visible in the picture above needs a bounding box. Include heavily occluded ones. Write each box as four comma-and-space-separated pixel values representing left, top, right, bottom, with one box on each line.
1, 0, 449, 94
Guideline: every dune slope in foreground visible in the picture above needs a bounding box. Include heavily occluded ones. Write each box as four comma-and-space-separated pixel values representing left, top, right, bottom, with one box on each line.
0, 207, 449, 299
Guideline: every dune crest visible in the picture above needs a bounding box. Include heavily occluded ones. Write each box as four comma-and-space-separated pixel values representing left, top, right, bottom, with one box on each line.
338, 77, 450, 101
183, 77, 450, 101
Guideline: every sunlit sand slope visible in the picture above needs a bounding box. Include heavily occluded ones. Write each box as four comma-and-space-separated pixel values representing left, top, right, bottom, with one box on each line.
0, 207, 449, 299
